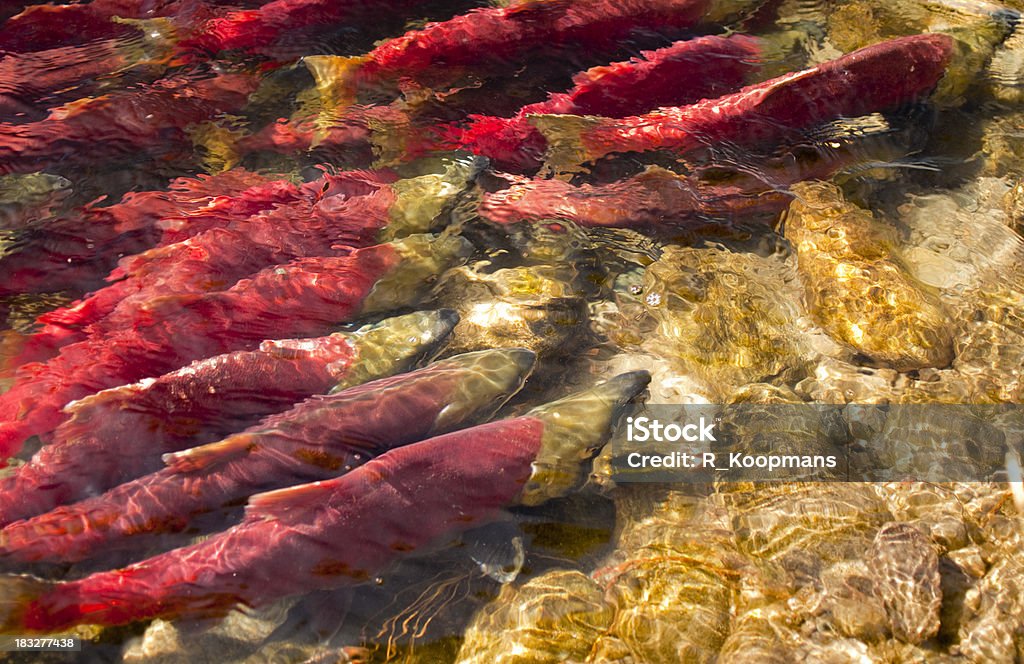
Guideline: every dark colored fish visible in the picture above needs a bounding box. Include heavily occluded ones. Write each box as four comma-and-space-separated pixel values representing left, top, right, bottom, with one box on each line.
0, 34, 175, 123
0, 0, 188, 53
0, 234, 470, 462
0, 371, 647, 632
479, 167, 789, 228
0, 310, 458, 527
478, 116, 913, 228
179, 0, 434, 58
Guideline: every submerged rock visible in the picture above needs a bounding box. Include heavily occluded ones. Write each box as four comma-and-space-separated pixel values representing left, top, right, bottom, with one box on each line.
898, 181, 1024, 401
868, 404, 1008, 482
980, 112, 1024, 177
868, 523, 942, 644
435, 265, 587, 357
641, 246, 805, 396
721, 481, 890, 589
589, 494, 740, 664
785, 181, 954, 371
958, 545, 1024, 662
455, 569, 613, 664
717, 603, 797, 663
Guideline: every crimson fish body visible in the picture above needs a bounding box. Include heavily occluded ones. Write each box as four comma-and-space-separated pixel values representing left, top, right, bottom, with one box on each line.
149, 177, 313, 246
0, 71, 259, 176
287, 34, 760, 169
4, 170, 409, 372
0, 169, 284, 370
0, 348, 536, 565
50, 169, 385, 313
305, 0, 736, 120
86, 208, 376, 326
0, 371, 647, 632
0, 311, 458, 527
361, 0, 713, 89
21, 170, 400, 362
0, 0, 187, 52
180, 0, 433, 58
534, 34, 955, 170
0, 234, 469, 462
250, 35, 760, 167
0, 348, 534, 565
64, 162, 472, 348
443, 34, 762, 171
8, 418, 544, 631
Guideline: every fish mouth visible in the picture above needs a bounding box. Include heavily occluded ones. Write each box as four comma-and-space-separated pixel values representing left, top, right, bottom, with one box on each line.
398, 308, 461, 366
602, 370, 653, 423
503, 346, 538, 376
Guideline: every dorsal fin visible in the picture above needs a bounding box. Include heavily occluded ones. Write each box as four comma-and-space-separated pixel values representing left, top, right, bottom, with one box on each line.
505, 0, 570, 17
302, 55, 368, 136
163, 433, 256, 473
245, 480, 332, 520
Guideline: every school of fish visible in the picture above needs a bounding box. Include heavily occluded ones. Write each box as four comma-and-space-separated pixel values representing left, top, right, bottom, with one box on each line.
0, 0, 1023, 662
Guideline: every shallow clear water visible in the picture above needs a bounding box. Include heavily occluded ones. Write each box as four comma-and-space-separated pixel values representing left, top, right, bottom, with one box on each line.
1, 0, 1024, 662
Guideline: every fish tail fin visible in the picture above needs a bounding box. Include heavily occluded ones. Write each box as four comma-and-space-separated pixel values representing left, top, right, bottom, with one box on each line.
366, 110, 421, 167
0, 575, 57, 634
526, 114, 602, 174
188, 117, 246, 173
303, 55, 369, 140
111, 17, 179, 66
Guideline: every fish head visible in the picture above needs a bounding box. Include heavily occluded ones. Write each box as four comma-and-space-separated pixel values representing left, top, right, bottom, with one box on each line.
358, 233, 473, 315
430, 348, 536, 433
329, 309, 459, 393
517, 371, 651, 506
380, 157, 487, 240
